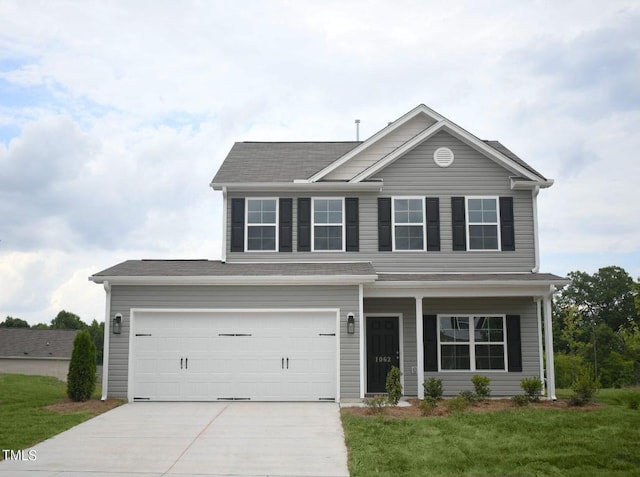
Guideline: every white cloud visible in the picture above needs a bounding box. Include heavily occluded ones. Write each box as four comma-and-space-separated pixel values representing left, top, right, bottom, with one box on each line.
0, 0, 639, 326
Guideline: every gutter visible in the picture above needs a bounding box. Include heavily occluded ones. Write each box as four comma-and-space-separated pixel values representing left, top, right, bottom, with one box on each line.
532, 185, 540, 273
101, 281, 111, 401
209, 181, 383, 192
89, 274, 379, 286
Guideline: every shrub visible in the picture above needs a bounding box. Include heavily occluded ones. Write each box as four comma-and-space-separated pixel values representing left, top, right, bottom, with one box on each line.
458, 390, 476, 403
619, 390, 640, 410
419, 396, 438, 416
365, 396, 387, 415
569, 367, 600, 406
424, 378, 443, 400
385, 366, 403, 405
520, 377, 543, 402
67, 330, 97, 402
511, 394, 529, 407
471, 375, 491, 400
445, 394, 470, 413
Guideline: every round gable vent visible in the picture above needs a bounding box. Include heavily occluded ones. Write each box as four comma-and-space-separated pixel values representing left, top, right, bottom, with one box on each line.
433, 147, 454, 168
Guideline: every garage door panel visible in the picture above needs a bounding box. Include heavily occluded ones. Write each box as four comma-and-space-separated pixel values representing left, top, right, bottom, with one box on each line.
132, 310, 337, 402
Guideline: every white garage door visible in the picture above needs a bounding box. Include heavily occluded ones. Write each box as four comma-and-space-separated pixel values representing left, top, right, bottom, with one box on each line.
130, 310, 337, 402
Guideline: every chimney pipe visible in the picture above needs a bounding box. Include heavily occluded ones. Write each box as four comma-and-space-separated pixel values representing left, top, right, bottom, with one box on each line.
355, 119, 360, 141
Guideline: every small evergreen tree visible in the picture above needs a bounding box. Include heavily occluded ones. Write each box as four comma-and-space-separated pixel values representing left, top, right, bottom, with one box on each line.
385, 366, 403, 405
67, 330, 97, 402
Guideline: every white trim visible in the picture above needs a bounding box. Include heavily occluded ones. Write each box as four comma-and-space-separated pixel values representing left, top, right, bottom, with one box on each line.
465, 196, 501, 251
391, 196, 426, 252
210, 181, 384, 192
244, 197, 279, 252
536, 298, 546, 396
364, 313, 404, 394
365, 281, 568, 299
307, 104, 444, 182
351, 118, 547, 184
436, 314, 508, 372
91, 274, 378, 286
415, 297, 424, 399
311, 197, 345, 252
543, 290, 557, 400
221, 187, 227, 263
359, 284, 365, 399
127, 307, 341, 403
100, 281, 111, 401
531, 186, 540, 272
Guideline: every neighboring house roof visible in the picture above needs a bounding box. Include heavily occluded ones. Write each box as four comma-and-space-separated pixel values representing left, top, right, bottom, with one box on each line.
212, 142, 361, 183
90, 260, 378, 285
0, 329, 79, 359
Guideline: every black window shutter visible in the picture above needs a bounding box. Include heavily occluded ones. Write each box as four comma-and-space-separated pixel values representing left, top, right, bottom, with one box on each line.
345, 198, 359, 252
451, 197, 466, 251
378, 198, 392, 251
500, 196, 515, 251
506, 315, 522, 372
423, 314, 438, 371
426, 197, 440, 251
279, 198, 292, 252
297, 198, 311, 252
230, 198, 245, 252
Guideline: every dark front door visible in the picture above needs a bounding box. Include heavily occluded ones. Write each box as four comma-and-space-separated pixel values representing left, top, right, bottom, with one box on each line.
366, 316, 400, 393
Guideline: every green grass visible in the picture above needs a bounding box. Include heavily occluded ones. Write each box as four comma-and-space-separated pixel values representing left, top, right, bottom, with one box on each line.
342, 390, 640, 476
0, 374, 105, 454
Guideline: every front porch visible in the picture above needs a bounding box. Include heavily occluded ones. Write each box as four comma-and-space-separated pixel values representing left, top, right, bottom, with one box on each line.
358, 273, 568, 399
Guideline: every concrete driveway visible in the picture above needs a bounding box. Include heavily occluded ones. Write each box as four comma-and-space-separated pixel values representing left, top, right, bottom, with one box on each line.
0, 402, 350, 477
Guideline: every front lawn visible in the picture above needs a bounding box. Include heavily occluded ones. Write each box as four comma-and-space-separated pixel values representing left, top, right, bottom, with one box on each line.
342, 392, 640, 476
0, 374, 122, 456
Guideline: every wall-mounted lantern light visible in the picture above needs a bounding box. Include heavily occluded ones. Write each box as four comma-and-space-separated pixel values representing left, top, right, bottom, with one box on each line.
347, 313, 355, 335
112, 313, 122, 334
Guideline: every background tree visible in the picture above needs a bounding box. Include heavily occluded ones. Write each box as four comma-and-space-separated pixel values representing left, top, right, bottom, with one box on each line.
51, 310, 87, 330
87, 319, 105, 364
554, 266, 640, 388
0, 316, 30, 328
67, 330, 97, 401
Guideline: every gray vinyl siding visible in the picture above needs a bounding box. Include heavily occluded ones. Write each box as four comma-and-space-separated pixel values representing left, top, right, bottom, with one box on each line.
107, 285, 360, 400
226, 130, 535, 273
324, 115, 437, 180
422, 297, 540, 397
363, 298, 417, 396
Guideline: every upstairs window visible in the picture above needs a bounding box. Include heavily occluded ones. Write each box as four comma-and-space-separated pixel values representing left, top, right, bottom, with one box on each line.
246, 198, 278, 251
466, 197, 500, 250
393, 197, 425, 250
312, 198, 344, 251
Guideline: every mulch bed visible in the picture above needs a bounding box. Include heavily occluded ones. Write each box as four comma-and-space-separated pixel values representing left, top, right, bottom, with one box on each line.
342, 398, 603, 419
43, 398, 123, 416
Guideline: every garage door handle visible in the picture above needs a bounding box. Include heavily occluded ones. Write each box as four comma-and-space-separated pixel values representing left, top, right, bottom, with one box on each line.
180, 358, 183, 369
281, 358, 284, 369
185, 358, 188, 369
286, 358, 289, 369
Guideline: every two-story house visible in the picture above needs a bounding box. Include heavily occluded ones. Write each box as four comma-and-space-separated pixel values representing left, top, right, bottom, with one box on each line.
91, 104, 568, 403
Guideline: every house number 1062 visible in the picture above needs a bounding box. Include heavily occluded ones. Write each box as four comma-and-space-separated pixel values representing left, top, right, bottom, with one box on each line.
375, 356, 392, 363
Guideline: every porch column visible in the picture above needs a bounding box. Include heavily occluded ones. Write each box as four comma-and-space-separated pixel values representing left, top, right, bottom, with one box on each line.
359, 284, 365, 399
415, 296, 424, 399
536, 298, 546, 396
543, 289, 557, 400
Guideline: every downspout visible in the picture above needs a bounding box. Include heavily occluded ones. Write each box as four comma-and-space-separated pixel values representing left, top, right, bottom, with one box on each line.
543, 285, 557, 400
536, 298, 545, 396
221, 186, 227, 263
101, 281, 111, 401
531, 185, 540, 273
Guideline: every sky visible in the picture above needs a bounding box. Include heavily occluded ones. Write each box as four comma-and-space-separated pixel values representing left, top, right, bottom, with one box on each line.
0, 0, 639, 325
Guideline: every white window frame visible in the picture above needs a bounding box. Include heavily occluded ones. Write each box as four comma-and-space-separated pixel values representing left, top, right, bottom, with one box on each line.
391, 196, 426, 252
244, 197, 279, 252
465, 196, 501, 251
311, 197, 345, 252
436, 314, 508, 372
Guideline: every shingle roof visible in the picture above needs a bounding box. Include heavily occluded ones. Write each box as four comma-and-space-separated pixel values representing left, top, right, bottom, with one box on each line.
92, 260, 376, 277
212, 142, 361, 183
211, 139, 544, 185
0, 329, 79, 359
482, 140, 546, 179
